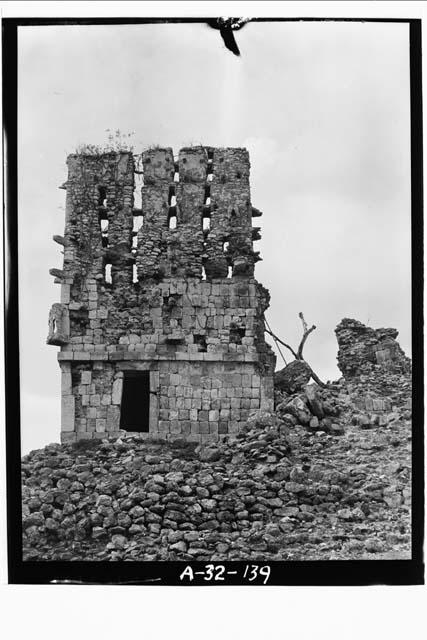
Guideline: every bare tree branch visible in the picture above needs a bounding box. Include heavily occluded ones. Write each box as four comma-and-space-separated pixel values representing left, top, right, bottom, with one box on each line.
264, 327, 298, 360
298, 311, 308, 334
306, 365, 328, 388
264, 313, 329, 388
297, 322, 316, 359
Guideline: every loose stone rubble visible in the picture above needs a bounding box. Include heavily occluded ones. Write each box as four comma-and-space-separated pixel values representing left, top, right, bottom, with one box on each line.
274, 360, 312, 394
23, 319, 411, 561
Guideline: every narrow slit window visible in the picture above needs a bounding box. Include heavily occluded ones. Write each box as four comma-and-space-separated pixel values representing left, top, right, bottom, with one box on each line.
223, 241, 229, 252
98, 186, 107, 207
134, 156, 144, 208
105, 263, 112, 284
52, 318, 57, 333
204, 185, 211, 204
202, 215, 211, 231
201, 265, 207, 281
132, 264, 138, 284
133, 215, 143, 233
133, 180, 143, 209
132, 234, 138, 249
170, 195, 177, 207
168, 210, 177, 229
227, 265, 233, 278
174, 161, 179, 183
100, 216, 109, 247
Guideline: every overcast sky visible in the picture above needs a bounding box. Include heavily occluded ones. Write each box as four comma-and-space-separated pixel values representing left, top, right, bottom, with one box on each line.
18, 21, 411, 453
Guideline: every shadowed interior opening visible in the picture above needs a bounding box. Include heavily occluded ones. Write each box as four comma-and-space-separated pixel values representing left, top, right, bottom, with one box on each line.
120, 371, 150, 432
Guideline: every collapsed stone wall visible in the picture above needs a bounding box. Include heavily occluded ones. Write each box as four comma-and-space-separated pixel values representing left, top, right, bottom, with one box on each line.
335, 318, 411, 378
48, 147, 276, 443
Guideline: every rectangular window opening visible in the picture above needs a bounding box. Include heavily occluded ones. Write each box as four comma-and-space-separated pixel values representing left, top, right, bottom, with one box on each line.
119, 371, 150, 432
201, 265, 207, 281
132, 234, 138, 249
230, 324, 245, 344
223, 241, 229, 252
194, 334, 207, 352
202, 216, 211, 231
227, 265, 233, 278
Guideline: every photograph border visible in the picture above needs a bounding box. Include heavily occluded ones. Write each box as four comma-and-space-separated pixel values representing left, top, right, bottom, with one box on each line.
3, 15, 424, 586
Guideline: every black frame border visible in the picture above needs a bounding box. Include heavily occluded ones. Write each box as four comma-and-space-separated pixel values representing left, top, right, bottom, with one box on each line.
3, 16, 424, 586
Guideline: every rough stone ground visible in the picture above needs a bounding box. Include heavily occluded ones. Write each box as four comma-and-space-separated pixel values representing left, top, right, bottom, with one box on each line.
22, 368, 411, 562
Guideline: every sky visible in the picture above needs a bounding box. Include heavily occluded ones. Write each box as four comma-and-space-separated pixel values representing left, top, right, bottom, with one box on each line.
17, 20, 411, 453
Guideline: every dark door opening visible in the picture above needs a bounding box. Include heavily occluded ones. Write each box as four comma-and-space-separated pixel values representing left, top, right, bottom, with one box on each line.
119, 371, 150, 432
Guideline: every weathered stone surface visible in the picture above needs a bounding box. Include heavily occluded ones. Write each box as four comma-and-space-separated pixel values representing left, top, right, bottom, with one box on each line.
274, 360, 312, 393
305, 385, 324, 418
335, 318, 411, 378
48, 147, 276, 443
22, 344, 411, 562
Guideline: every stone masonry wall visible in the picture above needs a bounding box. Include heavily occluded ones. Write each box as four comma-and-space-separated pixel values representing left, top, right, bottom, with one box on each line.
48, 147, 276, 443
335, 318, 411, 378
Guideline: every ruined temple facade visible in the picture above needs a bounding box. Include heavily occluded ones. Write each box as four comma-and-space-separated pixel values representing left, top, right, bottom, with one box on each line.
48, 147, 276, 443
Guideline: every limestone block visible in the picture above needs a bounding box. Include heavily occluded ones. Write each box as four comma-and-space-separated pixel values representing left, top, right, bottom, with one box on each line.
112, 378, 123, 404
96, 418, 106, 432
61, 371, 72, 395
81, 371, 91, 385
61, 432, 76, 443
106, 406, 120, 431
199, 421, 209, 434
61, 395, 75, 432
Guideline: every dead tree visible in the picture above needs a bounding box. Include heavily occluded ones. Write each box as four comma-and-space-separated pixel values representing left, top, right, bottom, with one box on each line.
264, 312, 328, 388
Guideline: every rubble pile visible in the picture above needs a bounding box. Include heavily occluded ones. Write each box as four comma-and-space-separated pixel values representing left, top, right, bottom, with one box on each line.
22, 318, 412, 561
22, 388, 411, 561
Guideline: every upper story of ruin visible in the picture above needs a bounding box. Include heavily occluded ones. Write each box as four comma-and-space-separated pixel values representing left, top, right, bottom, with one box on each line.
47, 147, 275, 372
56, 146, 262, 289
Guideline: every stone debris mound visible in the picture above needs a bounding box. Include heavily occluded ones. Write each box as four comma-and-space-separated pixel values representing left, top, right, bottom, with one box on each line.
22, 356, 411, 561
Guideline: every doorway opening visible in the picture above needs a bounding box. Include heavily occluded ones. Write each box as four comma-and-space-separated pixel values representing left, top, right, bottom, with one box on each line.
119, 371, 150, 432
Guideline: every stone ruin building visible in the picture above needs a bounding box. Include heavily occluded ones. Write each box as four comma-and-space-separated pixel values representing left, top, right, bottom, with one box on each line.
47, 147, 276, 443
335, 318, 411, 378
